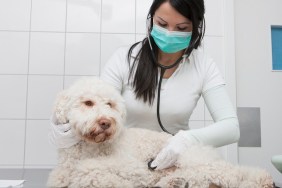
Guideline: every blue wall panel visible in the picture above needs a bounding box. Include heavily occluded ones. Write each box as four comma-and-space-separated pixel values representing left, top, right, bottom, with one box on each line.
271, 26, 282, 71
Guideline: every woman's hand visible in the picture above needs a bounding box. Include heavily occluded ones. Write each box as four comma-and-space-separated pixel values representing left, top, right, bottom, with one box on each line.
48, 115, 80, 148
150, 130, 195, 170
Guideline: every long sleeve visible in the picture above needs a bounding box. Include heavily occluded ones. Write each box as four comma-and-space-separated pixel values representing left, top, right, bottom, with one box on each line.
184, 85, 240, 147
100, 46, 131, 93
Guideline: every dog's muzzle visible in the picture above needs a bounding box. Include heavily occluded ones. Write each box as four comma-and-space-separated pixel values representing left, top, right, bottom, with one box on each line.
83, 118, 115, 143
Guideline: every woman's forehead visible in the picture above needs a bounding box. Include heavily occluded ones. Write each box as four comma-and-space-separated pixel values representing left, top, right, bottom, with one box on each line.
154, 2, 191, 24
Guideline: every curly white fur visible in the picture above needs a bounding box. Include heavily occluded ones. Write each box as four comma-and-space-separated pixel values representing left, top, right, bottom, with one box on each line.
47, 77, 273, 188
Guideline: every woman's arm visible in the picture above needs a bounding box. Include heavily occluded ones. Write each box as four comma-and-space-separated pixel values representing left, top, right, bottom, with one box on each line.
186, 84, 240, 147
100, 46, 130, 93
151, 85, 240, 170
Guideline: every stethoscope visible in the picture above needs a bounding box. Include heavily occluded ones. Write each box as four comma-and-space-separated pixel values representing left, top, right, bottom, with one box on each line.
147, 37, 184, 170
147, 34, 190, 136
146, 20, 193, 170
147, 34, 190, 170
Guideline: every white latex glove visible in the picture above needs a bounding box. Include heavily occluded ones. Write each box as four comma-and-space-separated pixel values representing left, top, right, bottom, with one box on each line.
48, 115, 80, 148
150, 130, 197, 170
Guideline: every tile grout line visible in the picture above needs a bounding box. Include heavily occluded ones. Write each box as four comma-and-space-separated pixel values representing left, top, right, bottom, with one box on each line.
63, 0, 68, 88
0, 30, 224, 38
0, 30, 147, 35
22, 0, 34, 180
99, 0, 103, 76
0, 74, 101, 76
135, 0, 137, 42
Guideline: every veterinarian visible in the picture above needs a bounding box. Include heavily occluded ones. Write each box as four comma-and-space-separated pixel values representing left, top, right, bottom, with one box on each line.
50, 0, 240, 171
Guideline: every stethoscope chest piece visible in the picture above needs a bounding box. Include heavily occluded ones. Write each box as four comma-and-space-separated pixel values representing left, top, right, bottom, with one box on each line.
148, 158, 157, 170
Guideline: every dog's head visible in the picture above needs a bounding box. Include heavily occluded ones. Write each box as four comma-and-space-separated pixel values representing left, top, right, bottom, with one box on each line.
53, 77, 126, 144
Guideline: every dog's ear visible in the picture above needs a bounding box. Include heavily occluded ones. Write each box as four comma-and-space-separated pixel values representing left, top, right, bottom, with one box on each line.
116, 99, 127, 120
53, 90, 71, 124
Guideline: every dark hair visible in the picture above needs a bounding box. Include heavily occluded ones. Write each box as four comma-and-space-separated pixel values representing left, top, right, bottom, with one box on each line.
127, 0, 205, 105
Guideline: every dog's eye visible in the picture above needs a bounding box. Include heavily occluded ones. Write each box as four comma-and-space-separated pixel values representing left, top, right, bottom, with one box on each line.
84, 100, 94, 107
106, 102, 112, 108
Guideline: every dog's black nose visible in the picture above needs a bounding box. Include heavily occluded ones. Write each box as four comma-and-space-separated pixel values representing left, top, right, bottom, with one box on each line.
98, 119, 111, 130
100, 123, 110, 130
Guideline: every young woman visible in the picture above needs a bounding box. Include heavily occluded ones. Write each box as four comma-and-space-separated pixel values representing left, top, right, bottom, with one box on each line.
50, 0, 240, 170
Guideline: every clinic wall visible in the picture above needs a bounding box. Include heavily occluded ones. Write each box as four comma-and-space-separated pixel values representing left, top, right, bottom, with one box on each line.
0, 0, 230, 168
234, 0, 282, 183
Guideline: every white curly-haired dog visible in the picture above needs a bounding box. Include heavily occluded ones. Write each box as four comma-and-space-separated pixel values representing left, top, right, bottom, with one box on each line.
47, 77, 273, 188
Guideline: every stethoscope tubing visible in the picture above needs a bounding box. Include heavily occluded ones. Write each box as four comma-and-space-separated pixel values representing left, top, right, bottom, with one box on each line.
156, 59, 183, 136
148, 35, 185, 135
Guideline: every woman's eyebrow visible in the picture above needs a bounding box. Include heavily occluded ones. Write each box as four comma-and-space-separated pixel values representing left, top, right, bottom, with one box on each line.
157, 17, 167, 23
157, 16, 190, 25
176, 21, 191, 25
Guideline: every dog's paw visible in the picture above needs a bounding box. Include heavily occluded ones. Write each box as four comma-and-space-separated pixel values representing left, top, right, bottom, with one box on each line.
168, 178, 189, 188
155, 177, 189, 188
47, 168, 70, 188
47, 176, 69, 188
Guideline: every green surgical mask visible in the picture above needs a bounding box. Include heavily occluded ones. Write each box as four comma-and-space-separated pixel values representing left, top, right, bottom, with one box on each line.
151, 24, 192, 54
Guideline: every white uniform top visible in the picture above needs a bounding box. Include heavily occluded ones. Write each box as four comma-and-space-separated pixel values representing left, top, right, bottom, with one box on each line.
49, 43, 239, 148
101, 43, 232, 135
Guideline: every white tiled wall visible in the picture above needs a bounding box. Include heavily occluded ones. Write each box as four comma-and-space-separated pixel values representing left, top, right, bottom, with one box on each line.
31, 0, 67, 32
235, 0, 282, 183
0, 0, 230, 168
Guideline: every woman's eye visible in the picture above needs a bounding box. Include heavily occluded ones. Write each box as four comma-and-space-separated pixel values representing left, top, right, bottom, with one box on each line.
158, 23, 167, 28
177, 27, 188, 31
84, 101, 94, 107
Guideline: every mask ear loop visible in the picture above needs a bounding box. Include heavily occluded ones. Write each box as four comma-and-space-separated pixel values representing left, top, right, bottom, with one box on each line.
146, 17, 154, 54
